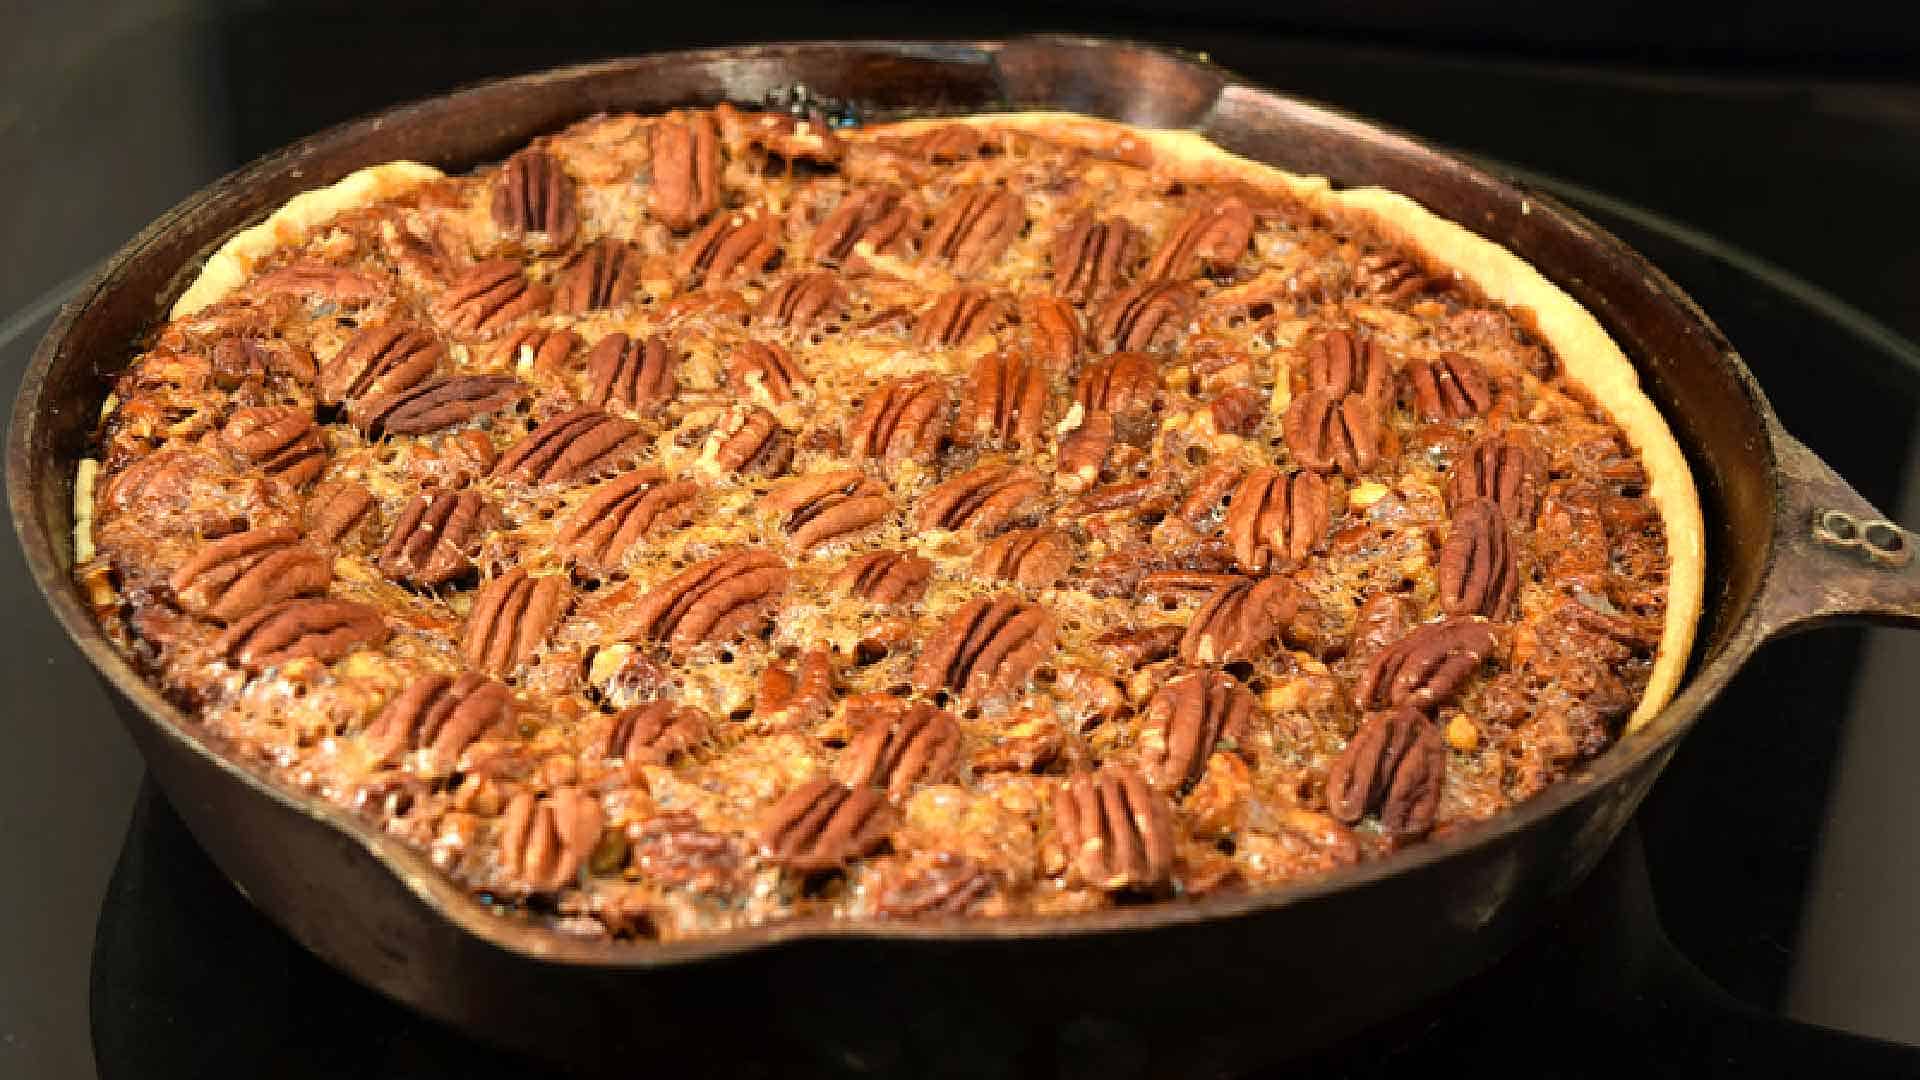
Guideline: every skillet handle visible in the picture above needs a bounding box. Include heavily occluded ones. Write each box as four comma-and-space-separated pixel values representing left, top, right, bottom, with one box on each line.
1757, 432, 1920, 636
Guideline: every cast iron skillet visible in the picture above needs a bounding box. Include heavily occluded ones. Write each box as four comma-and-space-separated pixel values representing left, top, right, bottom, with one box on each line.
10, 37, 1920, 1075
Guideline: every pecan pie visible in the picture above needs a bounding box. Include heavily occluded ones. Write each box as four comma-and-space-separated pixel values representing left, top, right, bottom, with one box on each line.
73, 106, 1702, 942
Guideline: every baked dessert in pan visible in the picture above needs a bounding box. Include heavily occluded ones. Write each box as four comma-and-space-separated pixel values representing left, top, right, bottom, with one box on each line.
72, 105, 1702, 942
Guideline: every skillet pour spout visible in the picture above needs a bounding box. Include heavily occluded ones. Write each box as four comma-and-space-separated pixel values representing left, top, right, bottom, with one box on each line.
8, 36, 1920, 1073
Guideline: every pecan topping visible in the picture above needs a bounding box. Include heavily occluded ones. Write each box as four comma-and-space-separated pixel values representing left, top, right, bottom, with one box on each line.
378, 490, 494, 588
1095, 280, 1194, 352
626, 551, 789, 652
1354, 616, 1497, 712
212, 335, 315, 385
554, 238, 641, 314
1053, 765, 1175, 891
1305, 329, 1393, 404
1439, 499, 1518, 619
1449, 435, 1546, 524
629, 812, 743, 893
434, 260, 551, 338
649, 111, 722, 231
486, 326, 582, 375
676, 208, 782, 287
756, 270, 846, 335
1053, 214, 1135, 304
1143, 196, 1254, 281
305, 479, 376, 547
605, 701, 710, 770
364, 672, 512, 775
809, 188, 914, 267
170, 527, 330, 622
923, 187, 1023, 276
912, 595, 1057, 706
214, 598, 387, 672
220, 406, 327, 487
1409, 352, 1493, 421
1141, 669, 1255, 791
918, 123, 991, 162
953, 351, 1049, 452
836, 695, 963, 800
584, 334, 675, 413
251, 261, 388, 306
913, 287, 1013, 350
972, 527, 1073, 589
1326, 706, 1445, 841
834, 551, 933, 605
1056, 411, 1116, 492
711, 408, 795, 476
319, 323, 442, 409
1226, 467, 1331, 572
1074, 351, 1160, 439
359, 375, 523, 438
1020, 295, 1083, 369
492, 409, 644, 485
462, 569, 569, 676
761, 470, 891, 551
555, 469, 699, 572
1180, 576, 1302, 665
1209, 385, 1265, 436
875, 854, 996, 918
491, 148, 578, 249
846, 376, 949, 468
1356, 251, 1433, 303
914, 463, 1046, 535
756, 778, 894, 873
499, 787, 604, 894
1284, 391, 1382, 476
1095, 624, 1184, 670
725, 341, 807, 405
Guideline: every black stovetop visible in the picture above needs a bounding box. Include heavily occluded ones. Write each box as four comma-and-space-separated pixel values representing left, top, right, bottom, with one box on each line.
4, 7, 1919, 1078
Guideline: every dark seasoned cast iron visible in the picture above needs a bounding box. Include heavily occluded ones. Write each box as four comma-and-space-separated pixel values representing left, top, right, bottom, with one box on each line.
10, 37, 1920, 1074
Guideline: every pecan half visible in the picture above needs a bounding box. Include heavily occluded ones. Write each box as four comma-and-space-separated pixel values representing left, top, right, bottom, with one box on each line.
914, 463, 1046, 535
170, 527, 330, 622
1226, 467, 1331, 572
492, 409, 644, 485
1449, 435, 1546, 524
676, 208, 782, 287
1095, 624, 1185, 670
923, 187, 1023, 276
972, 527, 1073, 589
1056, 411, 1115, 492
1354, 616, 1497, 712
649, 111, 722, 231
359, 375, 523, 438
605, 701, 710, 770
875, 853, 996, 918
214, 597, 387, 672
1053, 765, 1174, 891
846, 376, 949, 468
953, 351, 1049, 452
711, 408, 795, 476
554, 238, 642, 314
1439, 499, 1518, 619
1180, 576, 1302, 665
626, 551, 789, 652
364, 671, 513, 775
726, 105, 844, 164
213, 335, 316, 385
1176, 462, 1245, 526
1053, 214, 1135, 304
220, 406, 327, 487
1284, 391, 1382, 476
491, 147, 578, 249
1020, 294, 1084, 369
1143, 195, 1255, 280
756, 778, 894, 872
319, 323, 442, 408
1209, 385, 1265, 436
761, 470, 891, 551
555, 470, 699, 572
1095, 280, 1194, 352
836, 695, 963, 800
1305, 329, 1393, 404
913, 287, 1012, 350
584, 334, 675, 413
1409, 352, 1493, 421
629, 812, 744, 894
377, 490, 494, 588
305, 479, 376, 547
725, 340, 807, 405
756, 270, 846, 335
911, 595, 1057, 706
1356, 251, 1433, 303
434, 260, 551, 338
809, 187, 914, 267
753, 648, 837, 731
918, 123, 991, 162
834, 550, 934, 605
463, 569, 569, 676
251, 261, 387, 307
486, 326, 582, 375
1326, 706, 1445, 841
498, 787, 604, 894
1141, 669, 1256, 791
1074, 351, 1160, 440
